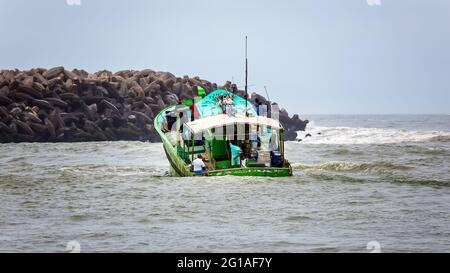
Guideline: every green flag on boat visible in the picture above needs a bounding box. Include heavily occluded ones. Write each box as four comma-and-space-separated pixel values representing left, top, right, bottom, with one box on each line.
197, 86, 206, 97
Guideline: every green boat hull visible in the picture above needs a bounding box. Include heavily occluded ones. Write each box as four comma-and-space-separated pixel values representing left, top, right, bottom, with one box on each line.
203, 167, 292, 177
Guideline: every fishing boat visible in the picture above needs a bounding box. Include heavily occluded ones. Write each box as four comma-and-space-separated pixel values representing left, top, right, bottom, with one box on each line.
154, 37, 292, 177
154, 89, 293, 177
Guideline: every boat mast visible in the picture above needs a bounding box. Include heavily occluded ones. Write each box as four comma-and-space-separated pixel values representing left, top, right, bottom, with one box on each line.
245, 36, 248, 116
244, 36, 251, 157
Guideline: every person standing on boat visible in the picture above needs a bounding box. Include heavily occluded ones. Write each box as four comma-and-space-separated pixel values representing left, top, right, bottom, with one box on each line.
218, 95, 227, 114
254, 98, 262, 116
226, 96, 236, 117
190, 86, 205, 121
174, 100, 188, 135
189, 102, 199, 121
231, 83, 238, 94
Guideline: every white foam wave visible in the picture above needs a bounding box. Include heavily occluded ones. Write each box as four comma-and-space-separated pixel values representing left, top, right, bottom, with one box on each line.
296, 121, 450, 145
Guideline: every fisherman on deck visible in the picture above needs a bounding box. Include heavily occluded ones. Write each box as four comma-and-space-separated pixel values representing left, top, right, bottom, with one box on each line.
192, 154, 207, 174
174, 100, 189, 134
190, 86, 206, 121
231, 83, 238, 94
254, 98, 262, 116
226, 96, 236, 117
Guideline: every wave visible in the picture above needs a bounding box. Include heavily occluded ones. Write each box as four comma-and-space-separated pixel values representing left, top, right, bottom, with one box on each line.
292, 162, 450, 187
53, 164, 169, 178
292, 161, 410, 172
295, 121, 450, 144
429, 135, 450, 142
305, 172, 367, 183
330, 148, 364, 155
390, 177, 450, 188
292, 160, 450, 187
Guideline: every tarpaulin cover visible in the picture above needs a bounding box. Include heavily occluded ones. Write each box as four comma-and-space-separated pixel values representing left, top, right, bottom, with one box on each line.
195, 89, 257, 118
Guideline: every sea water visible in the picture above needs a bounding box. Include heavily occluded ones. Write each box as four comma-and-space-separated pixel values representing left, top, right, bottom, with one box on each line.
0, 115, 449, 252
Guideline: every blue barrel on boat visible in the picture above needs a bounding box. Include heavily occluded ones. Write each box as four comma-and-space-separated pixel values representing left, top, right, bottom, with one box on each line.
270, 151, 282, 167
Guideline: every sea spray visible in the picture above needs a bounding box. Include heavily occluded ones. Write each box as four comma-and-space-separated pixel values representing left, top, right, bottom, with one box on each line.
291, 161, 411, 172
296, 122, 450, 144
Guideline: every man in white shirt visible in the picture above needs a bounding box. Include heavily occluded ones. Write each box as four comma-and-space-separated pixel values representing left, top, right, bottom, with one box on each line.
192, 154, 207, 174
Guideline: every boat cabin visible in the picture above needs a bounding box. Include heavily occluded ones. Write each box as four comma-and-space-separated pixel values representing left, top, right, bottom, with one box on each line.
181, 114, 286, 170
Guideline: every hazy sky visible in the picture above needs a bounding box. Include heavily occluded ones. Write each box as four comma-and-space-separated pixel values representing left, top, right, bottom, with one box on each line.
1, 0, 449, 114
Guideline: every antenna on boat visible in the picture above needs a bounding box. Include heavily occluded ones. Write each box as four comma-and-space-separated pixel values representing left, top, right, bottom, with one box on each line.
264, 85, 271, 102
245, 36, 248, 117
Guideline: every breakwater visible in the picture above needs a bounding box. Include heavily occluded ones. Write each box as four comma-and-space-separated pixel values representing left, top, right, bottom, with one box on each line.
0, 67, 307, 142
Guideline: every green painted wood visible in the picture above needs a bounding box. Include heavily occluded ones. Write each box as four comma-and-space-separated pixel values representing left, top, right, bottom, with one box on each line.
201, 167, 292, 177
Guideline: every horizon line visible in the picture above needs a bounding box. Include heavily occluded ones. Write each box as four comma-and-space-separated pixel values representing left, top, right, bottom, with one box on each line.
301, 113, 450, 116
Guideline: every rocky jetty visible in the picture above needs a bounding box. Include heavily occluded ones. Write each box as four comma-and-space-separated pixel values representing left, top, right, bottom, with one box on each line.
0, 67, 308, 143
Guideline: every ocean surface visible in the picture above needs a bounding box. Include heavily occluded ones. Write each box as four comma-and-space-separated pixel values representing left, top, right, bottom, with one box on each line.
1, 114, 449, 252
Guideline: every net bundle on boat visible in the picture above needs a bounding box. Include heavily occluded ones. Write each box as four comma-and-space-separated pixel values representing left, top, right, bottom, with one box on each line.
194, 89, 257, 118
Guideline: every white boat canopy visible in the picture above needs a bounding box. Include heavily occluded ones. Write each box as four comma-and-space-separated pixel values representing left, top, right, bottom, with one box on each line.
185, 114, 283, 134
